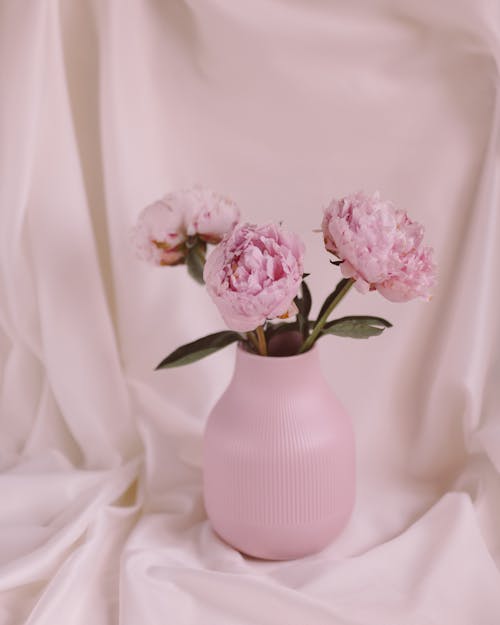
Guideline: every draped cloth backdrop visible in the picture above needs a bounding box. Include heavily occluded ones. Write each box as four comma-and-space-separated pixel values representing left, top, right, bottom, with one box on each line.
1, 1, 500, 623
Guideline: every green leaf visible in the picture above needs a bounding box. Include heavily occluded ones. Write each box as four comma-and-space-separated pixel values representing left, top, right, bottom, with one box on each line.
299, 280, 312, 339
155, 331, 242, 369
300, 280, 312, 320
316, 278, 350, 323
293, 279, 312, 339
321, 316, 392, 339
186, 246, 205, 285
267, 320, 299, 337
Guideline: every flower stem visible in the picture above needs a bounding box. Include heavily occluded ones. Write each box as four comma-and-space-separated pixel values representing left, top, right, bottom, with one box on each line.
246, 331, 260, 353
299, 278, 355, 353
194, 244, 206, 264
256, 325, 268, 356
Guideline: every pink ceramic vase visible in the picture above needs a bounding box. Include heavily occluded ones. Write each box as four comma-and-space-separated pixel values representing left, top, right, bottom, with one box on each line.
203, 341, 355, 560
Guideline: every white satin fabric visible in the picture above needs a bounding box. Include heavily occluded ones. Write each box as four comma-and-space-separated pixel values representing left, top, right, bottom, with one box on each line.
1, 1, 499, 623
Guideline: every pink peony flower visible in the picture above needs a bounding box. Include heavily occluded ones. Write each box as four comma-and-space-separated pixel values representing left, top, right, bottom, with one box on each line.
183, 186, 240, 243
132, 186, 240, 266
322, 191, 436, 302
132, 198, 187, 266
204, 223, 305, 332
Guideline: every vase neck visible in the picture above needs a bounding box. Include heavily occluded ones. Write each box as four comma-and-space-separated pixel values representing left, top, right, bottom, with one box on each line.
233, 345, 322, 389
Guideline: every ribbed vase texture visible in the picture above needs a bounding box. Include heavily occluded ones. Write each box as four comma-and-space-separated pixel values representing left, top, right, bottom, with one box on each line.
203, 345, 355, 560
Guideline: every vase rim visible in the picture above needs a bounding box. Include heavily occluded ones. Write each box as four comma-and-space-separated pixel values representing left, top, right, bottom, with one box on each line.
236, 341, 317, 361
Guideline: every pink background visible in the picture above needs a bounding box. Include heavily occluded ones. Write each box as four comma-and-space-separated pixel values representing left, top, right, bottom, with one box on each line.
1, 1, 499, 623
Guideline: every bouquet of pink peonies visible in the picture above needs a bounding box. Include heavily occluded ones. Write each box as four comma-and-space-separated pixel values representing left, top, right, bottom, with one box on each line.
132, 187, 436, 367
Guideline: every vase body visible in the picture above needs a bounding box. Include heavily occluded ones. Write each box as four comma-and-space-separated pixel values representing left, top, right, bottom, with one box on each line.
203, 345, 355, 560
